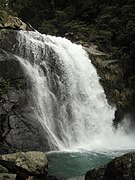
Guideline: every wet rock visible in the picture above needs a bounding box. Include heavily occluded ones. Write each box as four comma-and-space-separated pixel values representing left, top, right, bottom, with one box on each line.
0, 29, 52, 153
85, 151, 135, 180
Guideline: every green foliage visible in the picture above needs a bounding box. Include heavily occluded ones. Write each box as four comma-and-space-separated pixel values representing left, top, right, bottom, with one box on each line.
38, 20, 58, 35
0, 78, 9, 98
0, 0, 16, 15
8, 0, 54, 26
0, 0, 7, 9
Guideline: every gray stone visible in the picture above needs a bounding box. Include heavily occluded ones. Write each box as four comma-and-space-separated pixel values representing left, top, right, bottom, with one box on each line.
0, 151, 48, 176
0, 173, 16, 180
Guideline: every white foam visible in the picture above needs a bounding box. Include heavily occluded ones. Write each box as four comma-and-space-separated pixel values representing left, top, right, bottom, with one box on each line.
15, 30, 135, 152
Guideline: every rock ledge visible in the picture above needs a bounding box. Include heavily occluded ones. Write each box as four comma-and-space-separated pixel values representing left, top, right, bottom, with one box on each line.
0, 10, 33, 30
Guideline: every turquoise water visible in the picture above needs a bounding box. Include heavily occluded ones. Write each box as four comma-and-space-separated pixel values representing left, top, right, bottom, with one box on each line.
47, 150, 127, 180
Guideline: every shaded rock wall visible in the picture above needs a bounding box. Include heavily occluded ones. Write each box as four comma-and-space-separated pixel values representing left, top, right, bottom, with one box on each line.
0, 29, 50, 153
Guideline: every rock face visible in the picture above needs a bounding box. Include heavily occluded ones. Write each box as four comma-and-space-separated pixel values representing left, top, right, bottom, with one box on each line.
0, 12, 51, 153
0, 10, 33, 30
85, 151, 135, 180
0, 29, 51, 153
0, 151, 48, 176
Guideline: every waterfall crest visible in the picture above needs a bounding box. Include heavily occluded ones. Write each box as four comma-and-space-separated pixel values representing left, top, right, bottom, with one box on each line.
15, 31, 135, 151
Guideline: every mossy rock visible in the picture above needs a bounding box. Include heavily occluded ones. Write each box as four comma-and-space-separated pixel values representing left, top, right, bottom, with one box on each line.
0, 10, 32, 30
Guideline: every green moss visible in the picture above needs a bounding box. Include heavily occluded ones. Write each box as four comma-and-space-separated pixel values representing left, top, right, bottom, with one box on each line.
0, 77, 9, 98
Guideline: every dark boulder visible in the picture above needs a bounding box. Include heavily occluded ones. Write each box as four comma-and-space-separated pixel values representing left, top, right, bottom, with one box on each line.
85, 151, 135, 180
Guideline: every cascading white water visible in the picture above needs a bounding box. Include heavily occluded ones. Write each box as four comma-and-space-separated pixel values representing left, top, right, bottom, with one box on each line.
15, 30, 135, 151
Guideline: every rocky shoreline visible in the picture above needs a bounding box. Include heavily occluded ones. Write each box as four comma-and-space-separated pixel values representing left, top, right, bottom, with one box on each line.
0, 151, 135, 180
0, 151, 56, 180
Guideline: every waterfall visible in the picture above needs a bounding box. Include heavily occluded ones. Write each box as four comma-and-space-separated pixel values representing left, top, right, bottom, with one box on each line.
15, 31, 135, 151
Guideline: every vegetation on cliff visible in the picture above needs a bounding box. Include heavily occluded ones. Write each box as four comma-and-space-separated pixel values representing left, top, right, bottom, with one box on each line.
0, 78, 9, 99
0, 0, 135, 117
